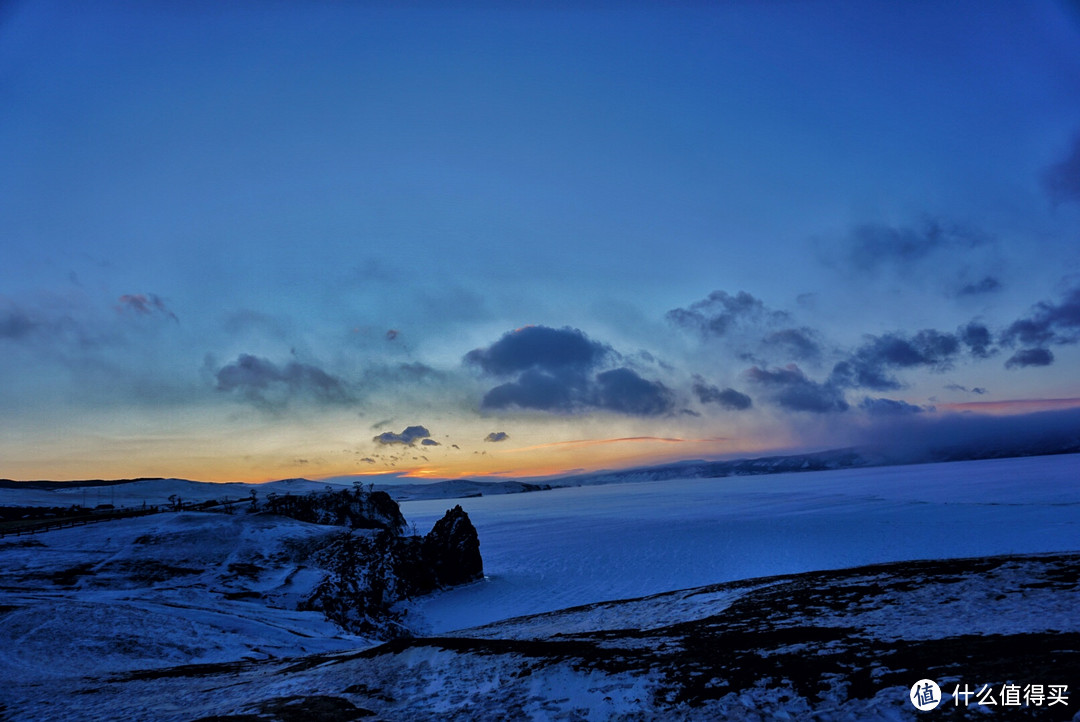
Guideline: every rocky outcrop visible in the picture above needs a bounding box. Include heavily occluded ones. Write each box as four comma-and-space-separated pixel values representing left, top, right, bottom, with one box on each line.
422, 505, 483, 587
302, 505, 483, 638
301, 530, 409, 638
263, 487, 406, 534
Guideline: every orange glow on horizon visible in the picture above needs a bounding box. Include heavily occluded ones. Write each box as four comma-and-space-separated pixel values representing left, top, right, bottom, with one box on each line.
27, 397, 1080, 484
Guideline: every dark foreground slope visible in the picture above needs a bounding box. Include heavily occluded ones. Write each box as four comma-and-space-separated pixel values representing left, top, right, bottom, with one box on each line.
4, 551, 1077, 721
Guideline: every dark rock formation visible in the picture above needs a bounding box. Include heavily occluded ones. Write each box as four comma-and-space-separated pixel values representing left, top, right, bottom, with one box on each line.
302, 504, 483, 638
421, 505, 483, 588
264, 487, 406, 535
301, 531, 408, 638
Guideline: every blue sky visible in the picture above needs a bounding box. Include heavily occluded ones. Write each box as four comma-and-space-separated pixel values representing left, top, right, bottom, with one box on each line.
3, 0, 1080, 481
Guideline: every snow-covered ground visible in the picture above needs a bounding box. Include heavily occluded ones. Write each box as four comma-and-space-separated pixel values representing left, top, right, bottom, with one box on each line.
400, 454, 1080, 632
0, 512, 368, 686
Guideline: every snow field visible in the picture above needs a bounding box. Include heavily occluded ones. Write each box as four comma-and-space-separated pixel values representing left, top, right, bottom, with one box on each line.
400, 455, 1080, 632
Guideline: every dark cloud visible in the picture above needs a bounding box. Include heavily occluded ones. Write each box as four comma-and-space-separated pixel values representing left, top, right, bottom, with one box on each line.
957, 276, 1002, 296
1002, 285, 1080, 347
481, 369, 582, 413
0, 307, 39, 340
214, 354, 352, 407
373, 425, 432, 445
958, 322, 995, 359
829, 330, 961, 391
479, 365, 674, 417
761, 327, 822, 362
746, 364, 849, 413
1042, 132, 1080, 206
484, 432, 509, 443
470, 327, 672, 417
945, 384, 987, 395
592, 368, 675, 416
851, 407, 1080, 465
692, 381, 752, 410
1005, 348, 1054, 369
842, 219, 986, 272
420, 438, 440, 446
117, 293, 178, 322
666, 290, 788, 339
465, 325, 610, 376
859, 397, 927, 415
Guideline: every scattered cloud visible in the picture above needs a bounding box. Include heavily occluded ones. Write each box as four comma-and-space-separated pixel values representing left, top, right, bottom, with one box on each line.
465, 325, 611, 376
1002, 284, 1080, 347
760, 327, 822, 363
361, 362, 445, 386
1042, 132, 1080, 206
859, 397, 927, 415
508, 436, 688, 452
957, 276, 1002, 296
958, 322, 995, 359
945, 384, 987, 395
373, 425, 432, 445
746, 364, 848, 413
214, 354, 352, 407
484, 432, 510, 443
841, 219, 987, 273
1005, 348, 1054, 369
117, 293, 178, 322
829, 330, 961, 391
692, 380, 752, 410
666, 290, 788, 339
386, 329, 399, 341
420, 438, 440, 446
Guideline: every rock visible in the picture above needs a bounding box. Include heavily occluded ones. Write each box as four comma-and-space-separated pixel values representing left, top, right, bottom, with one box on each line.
422, 505, 483, 588
302, 506, 483, 638
264, 487, 407, 535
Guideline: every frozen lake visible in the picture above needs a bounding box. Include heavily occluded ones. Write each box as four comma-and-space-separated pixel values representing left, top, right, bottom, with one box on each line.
401, 454, 1080, 632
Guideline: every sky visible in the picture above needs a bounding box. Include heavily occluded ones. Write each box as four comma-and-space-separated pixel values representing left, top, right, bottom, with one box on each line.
2, 0, 1080, 482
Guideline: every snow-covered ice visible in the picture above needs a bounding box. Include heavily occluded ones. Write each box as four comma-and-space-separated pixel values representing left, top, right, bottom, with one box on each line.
400, 454, 1080, 632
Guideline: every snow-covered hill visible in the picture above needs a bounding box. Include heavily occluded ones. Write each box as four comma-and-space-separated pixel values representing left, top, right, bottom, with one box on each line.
0, 512, 363, 686
2, 551, 1077, 720
0, 477, 333, 509
0, 475, 546, 509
